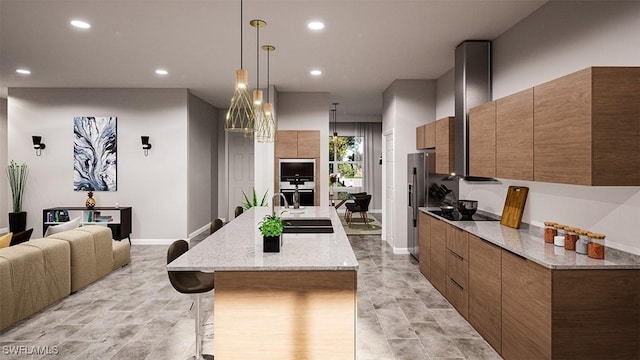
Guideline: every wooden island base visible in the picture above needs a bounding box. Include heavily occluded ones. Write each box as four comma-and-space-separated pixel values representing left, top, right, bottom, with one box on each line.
214, 270, 357, 360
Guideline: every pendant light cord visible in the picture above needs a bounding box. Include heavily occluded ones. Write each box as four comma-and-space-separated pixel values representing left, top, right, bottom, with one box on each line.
256, 23, 260, 89
240, 0, 243, 69
266, 49, 270, 100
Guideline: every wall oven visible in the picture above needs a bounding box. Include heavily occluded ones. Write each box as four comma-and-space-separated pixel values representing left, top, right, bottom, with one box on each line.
279, 159, 316, 206
281, 189, 315, 207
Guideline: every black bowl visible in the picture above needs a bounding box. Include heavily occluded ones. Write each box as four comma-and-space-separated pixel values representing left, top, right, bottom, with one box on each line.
458, 200, 478, 216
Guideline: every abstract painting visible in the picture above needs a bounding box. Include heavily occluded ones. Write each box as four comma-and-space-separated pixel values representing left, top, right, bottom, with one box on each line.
73, 116, 117, 191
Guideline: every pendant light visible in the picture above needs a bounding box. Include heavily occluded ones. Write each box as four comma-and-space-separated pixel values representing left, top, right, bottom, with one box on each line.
247, 19, 266, 139
225, 0, 254, 133
332, 102, 339, 139
256, 44, 276, 143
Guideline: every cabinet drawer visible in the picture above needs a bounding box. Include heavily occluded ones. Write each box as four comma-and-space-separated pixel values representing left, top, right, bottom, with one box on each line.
446, 225, 468, 259
447, 277, 468, 319
446, 250, 468, 289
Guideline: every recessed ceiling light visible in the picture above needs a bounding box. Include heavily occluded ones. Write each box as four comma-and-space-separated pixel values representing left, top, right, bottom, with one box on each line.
308, 21, 325, 30
310, 70, 322, 76
155, 69, 169, 75
70, 20, 91, 29
16, 69, 31, 75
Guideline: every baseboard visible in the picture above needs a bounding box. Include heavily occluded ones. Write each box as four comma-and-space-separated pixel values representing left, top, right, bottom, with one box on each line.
369, 209, 382, 214
393, 247, 410, 255
0, 227, 8, 235
189, 223, 211, 239
130, 238, 175, 246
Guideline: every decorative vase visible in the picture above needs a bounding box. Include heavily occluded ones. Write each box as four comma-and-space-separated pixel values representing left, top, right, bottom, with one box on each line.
86, 191, 96, 209
263, 235, 281, 253
8, 211, 27, 233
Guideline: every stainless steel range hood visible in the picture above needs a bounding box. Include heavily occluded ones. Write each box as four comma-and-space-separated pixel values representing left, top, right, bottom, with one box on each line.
454, 40, 499, 183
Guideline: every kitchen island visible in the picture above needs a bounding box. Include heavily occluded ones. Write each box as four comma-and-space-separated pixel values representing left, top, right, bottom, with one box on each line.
167, 206, 358, 360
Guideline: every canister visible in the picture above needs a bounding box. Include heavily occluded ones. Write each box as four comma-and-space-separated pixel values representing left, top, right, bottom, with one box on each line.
554, 235, 565, 247
587, 232, 606, 259
575, 229, 589, 255
544, 222, 557, 243
564, 227, 579, 251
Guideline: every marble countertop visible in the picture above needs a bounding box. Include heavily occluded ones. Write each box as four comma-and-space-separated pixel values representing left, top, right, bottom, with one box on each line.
167, 206, 359, 272
420, 207, 640, 270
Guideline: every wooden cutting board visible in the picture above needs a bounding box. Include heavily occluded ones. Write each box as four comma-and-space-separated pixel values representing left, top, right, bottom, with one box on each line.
500, 186, 529, 229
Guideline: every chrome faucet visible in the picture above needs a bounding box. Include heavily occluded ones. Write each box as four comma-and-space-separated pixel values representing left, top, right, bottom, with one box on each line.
272, 193, 289, 214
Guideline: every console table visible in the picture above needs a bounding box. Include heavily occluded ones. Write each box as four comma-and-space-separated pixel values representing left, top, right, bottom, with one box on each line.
42, 207, 132, 243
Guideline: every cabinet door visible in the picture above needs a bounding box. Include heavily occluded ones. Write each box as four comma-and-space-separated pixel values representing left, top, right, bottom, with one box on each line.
275, 131, 298, 158
435, 117, 455, 174
429, 218, 447, 295
446, 224, 468, 259
502, 250, 552, 360
468, 102, 496, 178
425, 122, 436, 149
446, 275, 468, 319
468, 235, 502, 354
416, 125, 425, 150
418, 212, 431, 279
297, 131, 320, 158
497, 88, 533, 181
534, 69, 592, 185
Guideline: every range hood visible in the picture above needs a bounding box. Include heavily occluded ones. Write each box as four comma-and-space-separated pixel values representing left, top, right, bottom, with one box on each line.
453, 40, 499, 183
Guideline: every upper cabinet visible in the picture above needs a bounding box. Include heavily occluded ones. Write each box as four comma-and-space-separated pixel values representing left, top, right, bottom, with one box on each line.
469, 102, 496, 178
534, 67, 639, 185
275, 130, 320, 159
416, 122, 436, 150
435, 117, 455, 174
497, 88, 534, 181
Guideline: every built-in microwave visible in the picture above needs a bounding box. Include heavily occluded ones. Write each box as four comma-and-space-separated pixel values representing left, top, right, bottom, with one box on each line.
279, 159, 315, 184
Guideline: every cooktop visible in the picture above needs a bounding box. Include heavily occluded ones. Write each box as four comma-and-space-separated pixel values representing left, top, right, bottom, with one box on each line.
429, 210, 500, 222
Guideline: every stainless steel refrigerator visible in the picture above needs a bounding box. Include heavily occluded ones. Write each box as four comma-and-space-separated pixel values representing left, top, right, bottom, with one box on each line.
407, 151, 432, 260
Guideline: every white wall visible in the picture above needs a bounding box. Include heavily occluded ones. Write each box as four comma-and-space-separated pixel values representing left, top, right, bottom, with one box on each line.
435, 69, 455, 119
0, 99, 7, 229
187, 92, 216, 235
254, 85, 277, 209
436, 1, 640, 254
382, 80, 436, 253
7, 88, 190, 241
277, 92, 330, 206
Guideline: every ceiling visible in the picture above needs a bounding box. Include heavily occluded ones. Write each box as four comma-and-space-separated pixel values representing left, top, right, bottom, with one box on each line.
0, 0, 547, 119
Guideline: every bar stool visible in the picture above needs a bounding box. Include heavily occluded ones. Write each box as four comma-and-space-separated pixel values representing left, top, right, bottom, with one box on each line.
209, 218, 223, 235
234, 206, 244, 218
167, 240, 215, 360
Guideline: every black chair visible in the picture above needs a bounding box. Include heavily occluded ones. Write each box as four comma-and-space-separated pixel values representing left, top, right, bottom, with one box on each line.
234, 206, 244, 218
209, 219, 223, 235
345, 194, 372, 226
167, 240, 215, 360
344, 192, 368, 217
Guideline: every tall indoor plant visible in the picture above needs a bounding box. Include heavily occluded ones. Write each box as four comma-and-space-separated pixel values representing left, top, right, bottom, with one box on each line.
6, 160, 28, 233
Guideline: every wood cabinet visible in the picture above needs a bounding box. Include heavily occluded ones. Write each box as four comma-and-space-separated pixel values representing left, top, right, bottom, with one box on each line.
418, 211, 431, 279
496, 88, 534, 181
468, 102, 496, 178
534, 67, 640, 185
416, 122, 436, 150
274, 130, 321, 205
468, 234, 502, 354
274, 130, 299, 158
445, 224, 468, 318
429, 217, 447, 295
297, 131, 321, 158
435, 117, 455, 174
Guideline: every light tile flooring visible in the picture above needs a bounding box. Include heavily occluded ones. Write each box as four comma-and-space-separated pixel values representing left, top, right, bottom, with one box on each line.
0, 232, 501, 359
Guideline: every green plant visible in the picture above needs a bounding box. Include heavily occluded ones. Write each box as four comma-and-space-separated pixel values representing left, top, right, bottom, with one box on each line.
6, 161, 28, 213
259, 210, 286, 237
241, 188, 269, 210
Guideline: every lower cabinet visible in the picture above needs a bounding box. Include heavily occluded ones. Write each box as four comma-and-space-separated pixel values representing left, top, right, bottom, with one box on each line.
429, 218, 447, 295
418, 212, 431, 279
446, 225, 468, 318
468, 234, 502, 353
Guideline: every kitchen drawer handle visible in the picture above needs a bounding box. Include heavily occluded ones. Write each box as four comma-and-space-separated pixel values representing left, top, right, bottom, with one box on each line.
449, 250, 464, 261
450, 277, 464, 290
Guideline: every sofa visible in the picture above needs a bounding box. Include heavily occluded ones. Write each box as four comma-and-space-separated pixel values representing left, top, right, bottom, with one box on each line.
0, 225, 130, 331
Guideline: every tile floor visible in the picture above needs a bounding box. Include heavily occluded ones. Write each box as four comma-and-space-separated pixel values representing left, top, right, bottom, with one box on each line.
0, 231, 501, 359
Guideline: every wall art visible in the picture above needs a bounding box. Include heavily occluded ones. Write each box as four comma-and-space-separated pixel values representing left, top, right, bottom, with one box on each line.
73, 116, 117, 191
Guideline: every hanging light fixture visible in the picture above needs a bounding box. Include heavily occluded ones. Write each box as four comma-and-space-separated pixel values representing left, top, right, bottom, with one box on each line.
225, 0, 254, 133
246, 19, 266, 139
256, 44, 276, 143
332, 102, 339, 139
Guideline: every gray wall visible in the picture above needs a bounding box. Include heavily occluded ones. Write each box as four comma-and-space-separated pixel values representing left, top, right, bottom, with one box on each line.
435, 0, 640, 254
187, 92, 217, 234
7, 88, 192, 242
0, 99, 7, 230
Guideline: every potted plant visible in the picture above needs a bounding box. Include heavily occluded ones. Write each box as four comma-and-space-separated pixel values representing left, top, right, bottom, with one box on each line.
259, 210, 285, 252
6, 161, 28, 233
241, 188, 268, 210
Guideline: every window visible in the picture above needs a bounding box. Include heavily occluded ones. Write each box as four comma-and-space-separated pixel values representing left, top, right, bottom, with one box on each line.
329, 136, 363, 188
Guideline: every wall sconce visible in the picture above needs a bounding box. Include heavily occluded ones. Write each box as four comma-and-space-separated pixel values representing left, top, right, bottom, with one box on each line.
32, 136, 46, 156
141, 136, 152, 156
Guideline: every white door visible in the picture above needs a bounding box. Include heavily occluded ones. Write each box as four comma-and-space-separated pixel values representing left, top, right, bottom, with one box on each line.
228, 133, 255, 220
383, 130, 394, 245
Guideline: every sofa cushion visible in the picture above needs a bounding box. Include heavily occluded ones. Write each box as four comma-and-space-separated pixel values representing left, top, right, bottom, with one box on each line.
47, 229, 97, 292
44, 217, 81, 237
0, 232, 12, 249
76, 226, 114, 279
24, 238, 71, 304
112, 240, 131, 269
10, 228, 33, 246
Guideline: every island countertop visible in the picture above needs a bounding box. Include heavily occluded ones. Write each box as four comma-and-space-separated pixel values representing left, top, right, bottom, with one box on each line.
167, 206, 359, 272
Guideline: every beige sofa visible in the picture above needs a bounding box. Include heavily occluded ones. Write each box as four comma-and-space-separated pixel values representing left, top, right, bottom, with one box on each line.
0, 225, 130, 331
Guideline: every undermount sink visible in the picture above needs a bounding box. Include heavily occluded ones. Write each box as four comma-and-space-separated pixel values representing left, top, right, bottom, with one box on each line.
282, 218, 334, 233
